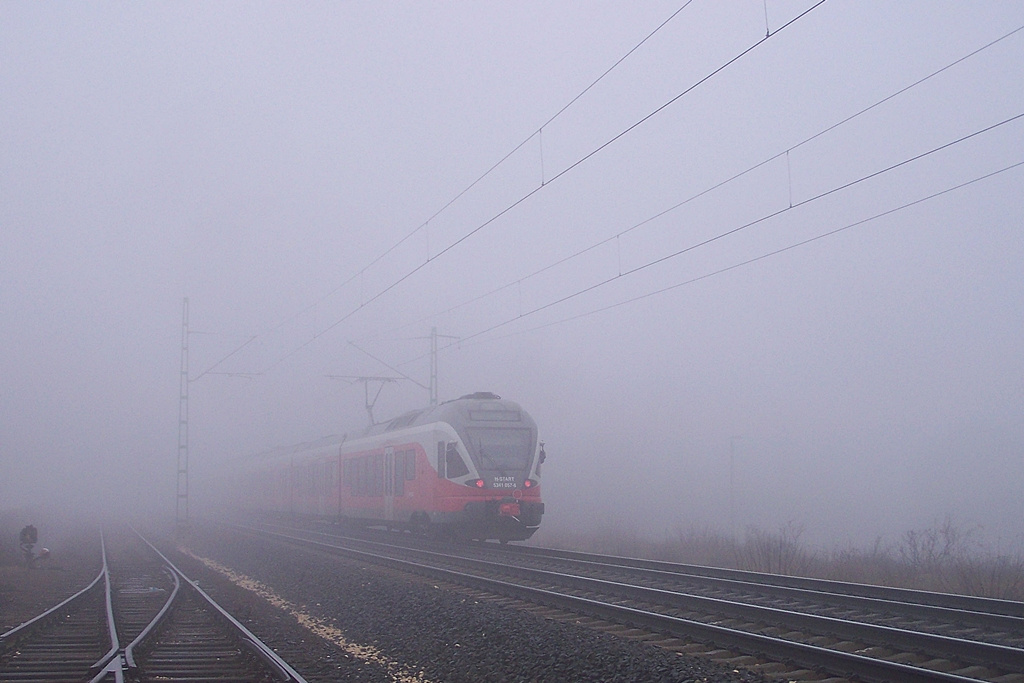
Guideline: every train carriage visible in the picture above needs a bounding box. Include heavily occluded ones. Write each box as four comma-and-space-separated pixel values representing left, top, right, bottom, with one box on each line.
243, 392, 545, 542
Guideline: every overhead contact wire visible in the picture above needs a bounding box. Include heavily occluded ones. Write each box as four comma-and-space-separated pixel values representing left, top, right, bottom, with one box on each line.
261, 2, 695, 343
452, 112, 1024, 348
375, 21, 1024, 340
470, 159, 1024, 344
268, 0, 828, 370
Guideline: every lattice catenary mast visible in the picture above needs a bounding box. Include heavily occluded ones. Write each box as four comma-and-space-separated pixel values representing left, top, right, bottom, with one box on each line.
176, 297, 190, 528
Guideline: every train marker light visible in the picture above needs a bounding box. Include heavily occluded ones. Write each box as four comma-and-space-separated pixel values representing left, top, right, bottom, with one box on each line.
473, 479, 485, 488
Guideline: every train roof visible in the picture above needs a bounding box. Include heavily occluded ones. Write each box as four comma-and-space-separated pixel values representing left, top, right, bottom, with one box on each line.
357, 392, 534, 438
246, 392, 533, 462
250, 433, 346, 461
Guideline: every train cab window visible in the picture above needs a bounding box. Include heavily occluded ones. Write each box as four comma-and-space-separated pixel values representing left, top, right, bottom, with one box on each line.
437, 442, 446, 478
445, 442, 470, 478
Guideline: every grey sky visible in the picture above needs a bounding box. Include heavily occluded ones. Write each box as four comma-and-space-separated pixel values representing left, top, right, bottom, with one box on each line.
2, 2, 1022, 548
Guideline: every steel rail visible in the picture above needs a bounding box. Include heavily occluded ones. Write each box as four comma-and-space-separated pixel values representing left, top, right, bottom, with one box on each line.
0, 529, 124, 683
87, 527, 307, 683
239, 524, 1000, 683
463, 551, 1024, 672
1, 532, 114, 683
89, 529, 144, 683
510, 543, 1024, 619
0, 566, 105, 642
86, 531, 123, 681
259, 521, 1024, 639
251, 525, 1024, 673
132, 527, 309, 683
508, 549, 1024, 634
123, 566, 180, 670
1, 527, 306, 683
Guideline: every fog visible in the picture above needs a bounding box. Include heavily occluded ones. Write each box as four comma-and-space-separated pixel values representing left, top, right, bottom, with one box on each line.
2, 2, 1022, 552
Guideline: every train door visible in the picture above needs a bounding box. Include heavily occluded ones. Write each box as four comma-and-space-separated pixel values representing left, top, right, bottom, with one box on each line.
384, 446, 395, 522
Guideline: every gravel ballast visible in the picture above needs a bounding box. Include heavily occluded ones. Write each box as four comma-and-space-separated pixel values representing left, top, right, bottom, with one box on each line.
177, 523, 770, 683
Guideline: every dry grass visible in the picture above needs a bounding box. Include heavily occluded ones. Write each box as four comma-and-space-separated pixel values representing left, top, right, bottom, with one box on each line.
537, 518, 1024, 601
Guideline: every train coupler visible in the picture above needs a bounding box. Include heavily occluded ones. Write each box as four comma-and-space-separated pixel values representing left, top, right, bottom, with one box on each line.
498, 502, 521, 517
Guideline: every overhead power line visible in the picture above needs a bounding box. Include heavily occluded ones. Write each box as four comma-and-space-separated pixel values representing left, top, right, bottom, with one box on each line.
423, 111, 1024, 350
375, 22, 1024, 341
191, 335, 258, 383
265, 0, 828, 372
347, 341, 429, 393
259, 1, 696, 341
458, 158, 1024, 347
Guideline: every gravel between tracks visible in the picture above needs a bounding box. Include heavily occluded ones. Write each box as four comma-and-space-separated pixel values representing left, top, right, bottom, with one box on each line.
176, 523, 769, 683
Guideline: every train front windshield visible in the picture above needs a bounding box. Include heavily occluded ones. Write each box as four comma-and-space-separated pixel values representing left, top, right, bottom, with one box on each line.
465, 427, 533, 479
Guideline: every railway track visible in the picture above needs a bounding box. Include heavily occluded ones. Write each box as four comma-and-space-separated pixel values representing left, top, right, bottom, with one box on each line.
0, 528, 309, 683
235, 520, 1024, 683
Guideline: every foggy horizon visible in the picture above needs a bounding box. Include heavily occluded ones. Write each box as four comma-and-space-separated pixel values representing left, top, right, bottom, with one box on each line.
3, 2, 1023, 554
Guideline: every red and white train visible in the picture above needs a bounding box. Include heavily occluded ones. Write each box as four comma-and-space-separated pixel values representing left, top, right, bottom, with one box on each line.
243, 392, 545, 542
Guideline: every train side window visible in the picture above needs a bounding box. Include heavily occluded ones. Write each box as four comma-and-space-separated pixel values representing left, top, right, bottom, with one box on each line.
445, 442, 470, 478
393, 451, 405, 496
437, 441, 446, 478
357, 456, 368, 496
372, 454, 384, 496
405, 449, 416, 480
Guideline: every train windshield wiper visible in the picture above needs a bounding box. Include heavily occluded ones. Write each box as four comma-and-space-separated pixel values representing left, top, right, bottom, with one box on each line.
476, 441, 507, 476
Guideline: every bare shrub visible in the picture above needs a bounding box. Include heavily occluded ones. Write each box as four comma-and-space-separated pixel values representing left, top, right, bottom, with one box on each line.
895, 516, 983, 593
739, 522, 810, 575
952, 554, 1024, 601
823, 536, 906, 587
539, 515, 1024, 601
897, 516, 977, 567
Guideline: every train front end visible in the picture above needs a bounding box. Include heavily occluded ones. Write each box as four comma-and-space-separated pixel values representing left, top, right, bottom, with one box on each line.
434, 393, 545, 542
